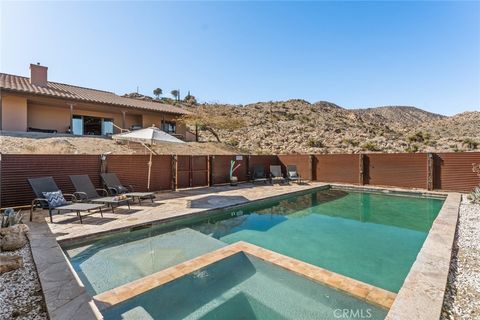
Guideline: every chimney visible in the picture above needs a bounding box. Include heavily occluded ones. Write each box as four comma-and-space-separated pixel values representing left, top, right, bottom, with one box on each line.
30, 63, 48, 86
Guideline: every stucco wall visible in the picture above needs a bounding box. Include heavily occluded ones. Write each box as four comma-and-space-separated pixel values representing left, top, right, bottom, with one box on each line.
27, 104, 70, 132
27, 104, 125, 133
124, 114, 142, 130
1, 95, 28, 131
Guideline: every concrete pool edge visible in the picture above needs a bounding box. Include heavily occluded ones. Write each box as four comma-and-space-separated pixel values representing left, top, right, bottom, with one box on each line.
26, 220, 103, 320
385, 193, 461, 320
93, 241, 397, 312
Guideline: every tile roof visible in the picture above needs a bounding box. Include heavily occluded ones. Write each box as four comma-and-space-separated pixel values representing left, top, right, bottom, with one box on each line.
0, 73, 189, 115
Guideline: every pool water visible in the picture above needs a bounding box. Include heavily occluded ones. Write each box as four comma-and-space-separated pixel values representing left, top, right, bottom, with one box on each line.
102, 252, 388, 320
66, 228, 226, 294
64, 187, 444, 297
193, 189, 444, 292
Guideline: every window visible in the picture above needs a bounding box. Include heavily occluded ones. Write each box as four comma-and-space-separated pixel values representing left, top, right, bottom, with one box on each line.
102, 119, 114, 135
163, 121, 176, 133
72, 115, 83, 135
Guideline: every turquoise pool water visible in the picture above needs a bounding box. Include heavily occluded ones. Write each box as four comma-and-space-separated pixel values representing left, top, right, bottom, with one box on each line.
193, 189, 444, 292
103, 252, 388, 320
64, 187, 444, 297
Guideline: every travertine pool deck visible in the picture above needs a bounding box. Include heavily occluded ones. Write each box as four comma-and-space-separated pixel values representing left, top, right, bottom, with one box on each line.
24, 183, 460, 320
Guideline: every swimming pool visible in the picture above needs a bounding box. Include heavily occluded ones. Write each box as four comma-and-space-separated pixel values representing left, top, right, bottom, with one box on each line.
64, 187, 444, 311
102, 252, 388, 320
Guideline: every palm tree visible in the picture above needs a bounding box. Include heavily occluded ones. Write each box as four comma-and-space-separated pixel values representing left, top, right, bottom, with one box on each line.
171, 89, 180, 101
153, 88, 162, 99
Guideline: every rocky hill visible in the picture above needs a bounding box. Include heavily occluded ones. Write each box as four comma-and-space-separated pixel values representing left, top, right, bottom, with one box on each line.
182, 100, 479, 154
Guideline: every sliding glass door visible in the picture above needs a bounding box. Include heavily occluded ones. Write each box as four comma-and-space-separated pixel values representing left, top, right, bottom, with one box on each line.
71, 115, 114, 136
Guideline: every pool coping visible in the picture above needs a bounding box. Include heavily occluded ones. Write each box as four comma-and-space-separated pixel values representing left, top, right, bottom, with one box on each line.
94, 241, 396, 312
385, 192, 460, 320
26, 184, 459, 320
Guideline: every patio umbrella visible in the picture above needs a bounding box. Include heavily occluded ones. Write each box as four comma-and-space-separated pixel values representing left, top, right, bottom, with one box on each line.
112, 126, 185, 190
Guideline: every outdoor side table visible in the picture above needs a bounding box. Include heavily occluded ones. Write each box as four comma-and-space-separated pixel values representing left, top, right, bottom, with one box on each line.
91, 197, 132, 213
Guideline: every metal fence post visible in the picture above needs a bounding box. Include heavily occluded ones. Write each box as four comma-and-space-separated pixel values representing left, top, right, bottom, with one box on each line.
189, 155, 193, 188
359, 153, 365, 185
427, 153, 434, 190
309, 155, 314, 181
209, 156, 215, 186
171, 155, 177, 191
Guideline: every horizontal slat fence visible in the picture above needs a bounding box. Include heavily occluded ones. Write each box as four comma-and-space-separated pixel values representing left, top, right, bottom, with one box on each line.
0, 155, 101, 207
435, 153, 480, 192
106, 155, 172, 192
366, 153, 428, 189
315, 154, 360, 184
277, 155, 312, 180
1, 152, 479, 207
176, 155, 191, 189
211, 155, 248, 185
192, 156, 208, 187
249, 155, 280, 178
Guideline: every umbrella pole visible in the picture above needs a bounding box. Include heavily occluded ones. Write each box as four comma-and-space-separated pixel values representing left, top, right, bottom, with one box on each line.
147, 151, 152, 191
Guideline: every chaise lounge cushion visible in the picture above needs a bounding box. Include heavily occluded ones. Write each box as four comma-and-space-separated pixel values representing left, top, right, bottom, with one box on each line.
42, 191, 68, 207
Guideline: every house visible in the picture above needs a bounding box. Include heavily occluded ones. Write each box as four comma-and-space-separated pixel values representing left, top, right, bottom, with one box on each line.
0, 64, 189, 138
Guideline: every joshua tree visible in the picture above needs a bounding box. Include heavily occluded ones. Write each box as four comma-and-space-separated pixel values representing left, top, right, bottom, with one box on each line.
184, 91, 197, 105
171, 90, 180, 101
153, 88, 162, 99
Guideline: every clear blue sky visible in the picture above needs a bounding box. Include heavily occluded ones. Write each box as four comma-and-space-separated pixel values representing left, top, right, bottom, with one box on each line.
1, 1, 479, 115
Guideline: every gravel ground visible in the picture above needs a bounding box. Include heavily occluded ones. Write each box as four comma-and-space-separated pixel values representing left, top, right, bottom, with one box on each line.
441, 195, 480, 320
0, 243, 47, 320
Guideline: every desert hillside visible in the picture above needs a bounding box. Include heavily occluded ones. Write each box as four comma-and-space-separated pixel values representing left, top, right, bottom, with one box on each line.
0, 100, 477, 154
0, 134, 238, 155
182, 100, 479, 154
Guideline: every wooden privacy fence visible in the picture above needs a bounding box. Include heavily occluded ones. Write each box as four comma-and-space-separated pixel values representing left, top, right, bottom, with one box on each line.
1, 152, 479, 207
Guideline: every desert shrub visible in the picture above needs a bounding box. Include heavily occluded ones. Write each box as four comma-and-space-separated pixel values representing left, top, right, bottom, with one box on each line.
463, 138, 479, 150
425, 140, 437, 147
408, 131, 429, 143
468, 187, 480, 203
225, 138, 239, 147
362, 142, 379, 151
343, 139, 359, 147
406, 144, 419, 153
307, 138, 324, 148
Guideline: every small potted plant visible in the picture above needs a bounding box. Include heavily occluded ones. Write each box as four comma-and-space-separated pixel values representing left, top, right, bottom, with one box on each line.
230, 160, 241, 186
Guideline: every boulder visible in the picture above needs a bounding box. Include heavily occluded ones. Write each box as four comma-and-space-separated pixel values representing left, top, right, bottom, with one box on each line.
0, 224, 29, 251
0, 224, 29, 236
0, 255, 23, 274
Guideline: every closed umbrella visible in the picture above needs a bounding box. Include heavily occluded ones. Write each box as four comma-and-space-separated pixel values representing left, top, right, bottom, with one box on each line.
112, 126, 185, 190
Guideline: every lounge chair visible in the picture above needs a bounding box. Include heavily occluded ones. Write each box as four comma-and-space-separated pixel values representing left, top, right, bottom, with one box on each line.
69, 175, 109, 201
69, 175, 131, 212
270, 165, 286, 184
286, 165, 302, 184
251, 165, 268, 183
101, 173, 155, 204
28, 177, 104, 223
